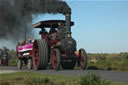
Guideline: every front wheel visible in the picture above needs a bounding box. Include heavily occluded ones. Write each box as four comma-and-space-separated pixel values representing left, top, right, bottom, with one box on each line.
17, 59, 23, 69
79, 49, 87, 70
27, 59, 33, 70
51, 49, 61, 71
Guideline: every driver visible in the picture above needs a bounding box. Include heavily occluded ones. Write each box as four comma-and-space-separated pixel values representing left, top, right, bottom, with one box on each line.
28, 37, 32, 43
2, 47, 8, 57
57, 22, 65, 40
25, 36, 32, 44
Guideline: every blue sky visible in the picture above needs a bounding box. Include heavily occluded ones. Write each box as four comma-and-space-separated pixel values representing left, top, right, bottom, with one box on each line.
33, 0, 128, 53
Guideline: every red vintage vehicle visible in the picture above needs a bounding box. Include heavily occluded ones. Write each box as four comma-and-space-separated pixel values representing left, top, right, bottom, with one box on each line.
0, 48, 9, 66
16, 14, 87, 70
16, 42, 33, 69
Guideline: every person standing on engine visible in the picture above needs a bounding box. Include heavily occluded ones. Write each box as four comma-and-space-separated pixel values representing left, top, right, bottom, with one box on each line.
57, 22, 65, 40
28, 37, 32, 43
2, 47, 8, 58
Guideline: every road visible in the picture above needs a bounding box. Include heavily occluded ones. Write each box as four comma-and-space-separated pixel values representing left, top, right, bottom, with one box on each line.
0, 66, 128, 83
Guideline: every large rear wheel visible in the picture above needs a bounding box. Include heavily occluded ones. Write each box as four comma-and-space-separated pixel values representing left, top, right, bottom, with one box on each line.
61, 61, 76, 70
33, 39, 48, 70
79, 49, 87, 70
51, 49, 61, 71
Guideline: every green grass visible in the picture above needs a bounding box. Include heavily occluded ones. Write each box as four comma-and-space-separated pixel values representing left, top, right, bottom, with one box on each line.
87, 53, 128, 71
9, 58, 17, 66
112, 82, 128, 85
87, 59, 128, 71
0, 72, 79, 85
0, 72, 128, 85
80, 72, 111, 85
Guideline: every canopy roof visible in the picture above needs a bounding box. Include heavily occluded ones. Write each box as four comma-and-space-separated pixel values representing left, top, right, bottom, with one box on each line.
32, 20, 74, 28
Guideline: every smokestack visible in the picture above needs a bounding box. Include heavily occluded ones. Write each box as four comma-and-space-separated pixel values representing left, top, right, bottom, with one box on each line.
65, 13, 71, 37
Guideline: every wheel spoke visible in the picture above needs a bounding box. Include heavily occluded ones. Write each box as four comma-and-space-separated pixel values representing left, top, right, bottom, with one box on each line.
51, 49, 61, 70
79, 49, 87, 70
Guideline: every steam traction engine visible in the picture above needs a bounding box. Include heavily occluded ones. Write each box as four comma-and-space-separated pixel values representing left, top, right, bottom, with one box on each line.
16, 14, 87, 70
32, 14, 87, 70
0, 48, 9, 66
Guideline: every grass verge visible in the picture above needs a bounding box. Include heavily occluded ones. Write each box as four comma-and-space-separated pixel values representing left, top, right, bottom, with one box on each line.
0, 72, 128, 85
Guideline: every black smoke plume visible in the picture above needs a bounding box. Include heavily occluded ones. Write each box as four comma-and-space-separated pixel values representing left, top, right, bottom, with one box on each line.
0, 0, 71, 41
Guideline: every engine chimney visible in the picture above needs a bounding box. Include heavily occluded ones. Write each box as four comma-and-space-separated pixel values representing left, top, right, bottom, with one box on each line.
65, 14, 71, 37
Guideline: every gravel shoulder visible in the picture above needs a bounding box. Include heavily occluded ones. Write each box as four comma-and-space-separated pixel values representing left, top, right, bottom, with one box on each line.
0, 70, 18, 74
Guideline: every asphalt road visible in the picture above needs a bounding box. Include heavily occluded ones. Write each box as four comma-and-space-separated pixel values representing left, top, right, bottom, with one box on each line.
0, 66, 128, 83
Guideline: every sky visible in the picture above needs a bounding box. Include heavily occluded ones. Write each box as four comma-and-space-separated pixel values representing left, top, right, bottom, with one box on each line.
32, 0, 128, 53
0, 0, 127, 53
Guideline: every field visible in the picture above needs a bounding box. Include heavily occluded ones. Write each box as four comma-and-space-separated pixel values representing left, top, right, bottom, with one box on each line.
87, 53, 128, 71
0, 72, 128, 85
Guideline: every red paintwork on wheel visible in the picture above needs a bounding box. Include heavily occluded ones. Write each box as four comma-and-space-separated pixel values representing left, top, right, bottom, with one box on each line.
52, 51, 57, 69
33, 41, 39, 69
52, 50, 58, 70
80, 55, 85, 68
79, 50, 86, 69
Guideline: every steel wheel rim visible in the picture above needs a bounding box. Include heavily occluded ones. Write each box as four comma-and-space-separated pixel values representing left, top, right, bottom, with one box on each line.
52, 50, 58, 70
33, 41, 39, 69
80, 50, 86, 69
